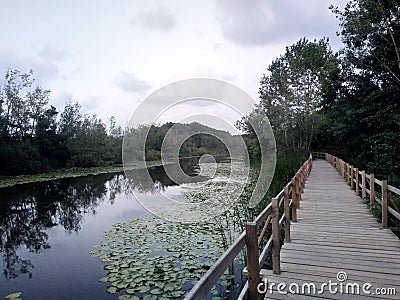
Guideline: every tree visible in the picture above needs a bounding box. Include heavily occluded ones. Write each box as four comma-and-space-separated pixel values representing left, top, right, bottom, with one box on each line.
58, 101, 83, 137
258, 38, 339, 151
331, 0, 400, 86
0, 69, 34, 139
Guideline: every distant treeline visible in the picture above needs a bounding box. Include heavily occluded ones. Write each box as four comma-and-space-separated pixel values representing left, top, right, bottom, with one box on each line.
0, 69, 122, 175
124, 122, 238, 162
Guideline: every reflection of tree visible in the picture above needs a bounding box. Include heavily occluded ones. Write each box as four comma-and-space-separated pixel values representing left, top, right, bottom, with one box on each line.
0, 172, 130, 280
125, 159, 208, 194
0, 159, 205, 280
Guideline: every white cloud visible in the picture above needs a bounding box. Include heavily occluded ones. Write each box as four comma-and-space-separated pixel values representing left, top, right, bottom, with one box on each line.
132, 7, 176, 32
215, 0, 346, 47
115, 71, 151, 93
28, 58, 61, 82
0, 51, 61, 84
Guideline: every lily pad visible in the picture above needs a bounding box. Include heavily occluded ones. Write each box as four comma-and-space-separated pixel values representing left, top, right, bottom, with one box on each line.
5, 293, 22, 299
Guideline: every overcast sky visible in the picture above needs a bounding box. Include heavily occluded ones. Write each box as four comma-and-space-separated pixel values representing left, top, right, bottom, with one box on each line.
0, 0, 348, 132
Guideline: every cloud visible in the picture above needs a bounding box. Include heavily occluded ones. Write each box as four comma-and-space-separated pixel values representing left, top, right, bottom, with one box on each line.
132, 7, 176, 32
29, 58, 61, 82
215, 0, 345, 47
39, 45, 69, 61
115, 71, 151, 93
0, 51, 61, 84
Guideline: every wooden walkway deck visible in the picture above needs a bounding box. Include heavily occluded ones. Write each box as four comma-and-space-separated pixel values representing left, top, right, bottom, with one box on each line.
262, 159, 400, 299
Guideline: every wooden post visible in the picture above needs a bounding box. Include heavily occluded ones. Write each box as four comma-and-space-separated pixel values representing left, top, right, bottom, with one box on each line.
245, 222, 260, 298
284, 186, 290, 242
370, 173, 375, 206
382, 180, 388, 228
342, 161, 345, 178
291, 178, 297, 222
347, 164, 350, 184
271, 197, 281, 274
343, 162, 346, 179
296, 175, 301, 208
355, 168, 359, 196
350, 166, 354, 190
362, 170, 366, 199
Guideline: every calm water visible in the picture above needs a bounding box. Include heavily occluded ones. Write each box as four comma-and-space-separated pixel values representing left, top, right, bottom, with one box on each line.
0, 160, 211, 299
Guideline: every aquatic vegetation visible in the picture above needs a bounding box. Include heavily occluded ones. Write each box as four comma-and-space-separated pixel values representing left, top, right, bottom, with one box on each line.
91, 161, 250, 298
91, 216, 241, 299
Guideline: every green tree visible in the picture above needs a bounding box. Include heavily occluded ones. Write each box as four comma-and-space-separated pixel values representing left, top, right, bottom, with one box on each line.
258, 38, 339, 151
331, 0, 400, 86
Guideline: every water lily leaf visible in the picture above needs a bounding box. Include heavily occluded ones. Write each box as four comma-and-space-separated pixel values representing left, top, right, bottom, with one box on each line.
117, 282, 129, 289
136, 286, 150, 293
150, 288, 163, 295
5, 292, 22, 299
106, 286, 118, 294
99, 276, 109, 282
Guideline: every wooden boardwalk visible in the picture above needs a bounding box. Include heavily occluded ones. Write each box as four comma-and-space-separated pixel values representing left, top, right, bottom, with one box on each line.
262, 159, 400, 299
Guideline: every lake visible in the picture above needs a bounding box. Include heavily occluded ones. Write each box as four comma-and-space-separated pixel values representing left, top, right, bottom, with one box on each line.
0, 159, 250, 299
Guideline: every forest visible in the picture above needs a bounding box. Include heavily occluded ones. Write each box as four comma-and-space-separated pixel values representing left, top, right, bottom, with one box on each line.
1, 0, 399, 188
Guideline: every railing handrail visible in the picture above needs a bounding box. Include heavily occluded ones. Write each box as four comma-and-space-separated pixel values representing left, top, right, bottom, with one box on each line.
185, 154, 313, 299
323, 153, 400, 225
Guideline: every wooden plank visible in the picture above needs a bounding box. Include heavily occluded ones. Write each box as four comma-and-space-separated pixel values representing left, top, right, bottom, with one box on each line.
280, 253, 400, 271
388, 184, 400, 196
279, 263, 400, 282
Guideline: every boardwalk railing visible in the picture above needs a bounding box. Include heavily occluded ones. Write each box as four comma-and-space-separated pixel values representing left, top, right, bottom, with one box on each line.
318, 152, 400, 227
185, 154, 313, 300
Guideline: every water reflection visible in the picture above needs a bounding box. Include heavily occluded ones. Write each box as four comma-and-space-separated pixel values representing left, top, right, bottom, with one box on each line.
126, 157, 208, 193
0, 159, 202, 281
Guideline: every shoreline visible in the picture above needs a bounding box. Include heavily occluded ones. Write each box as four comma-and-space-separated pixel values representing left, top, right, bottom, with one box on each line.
0, 161, 165, 189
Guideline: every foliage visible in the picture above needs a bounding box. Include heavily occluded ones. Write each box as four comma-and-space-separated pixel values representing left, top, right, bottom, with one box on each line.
314, 0, 400, 185
330, 0, 400, 87
0, 69, 123, 175
124, 122, 233, 162
258, 38, 339, 151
